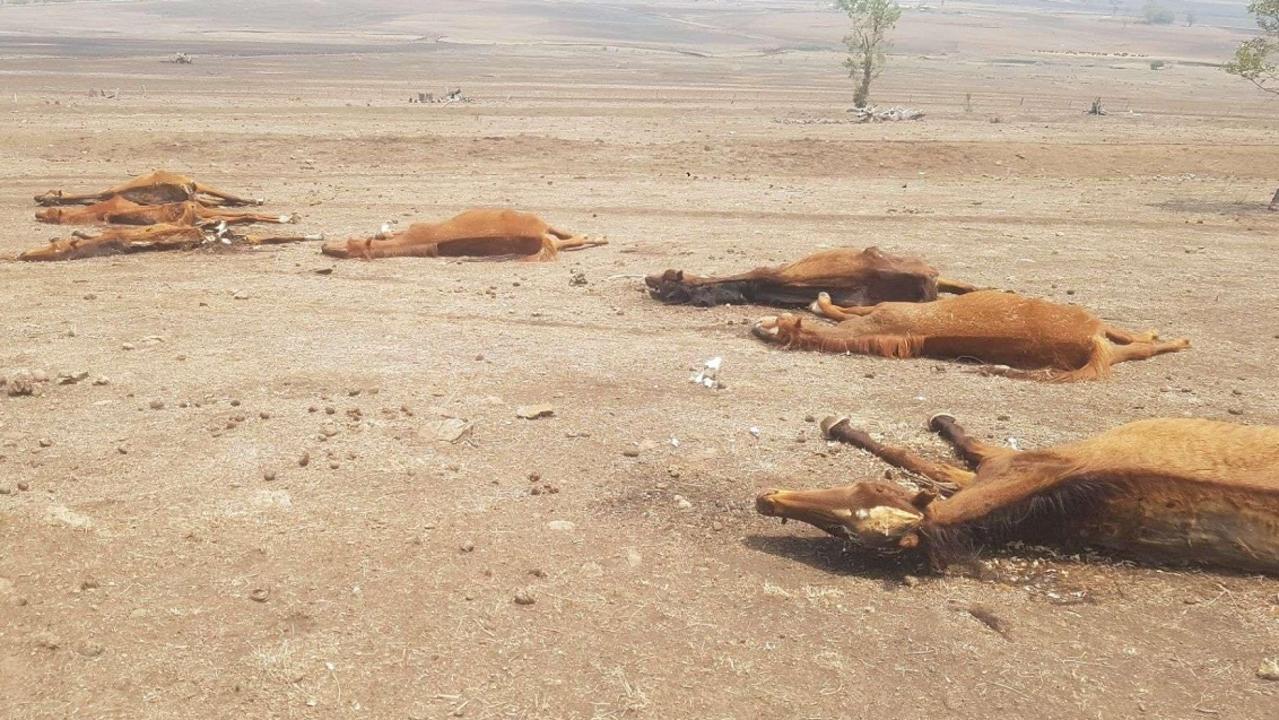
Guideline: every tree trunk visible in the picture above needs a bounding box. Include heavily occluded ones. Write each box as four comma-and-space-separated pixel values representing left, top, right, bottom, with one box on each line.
854, 55, 873, 108
1269, 186, 1279, 211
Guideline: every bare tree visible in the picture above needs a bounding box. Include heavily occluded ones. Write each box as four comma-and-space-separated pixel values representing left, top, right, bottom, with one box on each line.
837, 0, 902, 109
1225, 0, 1279, 208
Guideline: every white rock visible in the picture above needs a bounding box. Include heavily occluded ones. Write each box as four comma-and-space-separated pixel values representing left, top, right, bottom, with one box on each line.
547, 520, 576, 531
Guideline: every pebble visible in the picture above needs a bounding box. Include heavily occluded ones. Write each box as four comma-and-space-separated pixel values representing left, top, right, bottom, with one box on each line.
298, 452, 310, 467
1259, 657, 1279, 681
513, 590, 536, 606
33, 631, 60, 650
674, 495, 693, 510
711, 521, 724, 531
1227, 408, 1243, 416
263, 470, 277, 482
149, 400, 165, 410
121, 343, 135, 351
249, 588, 270, 603
459, 541, 476, 553
621, 448, 640, 458
233, 290, 250, 300
92, 377, 110, 386
38, 438, 52, 448
17, 482, 29, 492
547, 520, 576, 531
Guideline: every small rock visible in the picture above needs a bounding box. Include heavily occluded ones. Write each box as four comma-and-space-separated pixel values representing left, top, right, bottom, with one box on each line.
121, 343, 135, 351
56, 371, 89, 385
17, 481, 30, 492
259, 411, 271, 419
711, 521, 724, 531
298, 452, 310, 467
263, 470, 277, 482
902, 575, 921, 587
1227, 408, 1243, 416
569, 271, 588, 287
433, 418, 473, 443
76, 641, 105, 658
674, 495, 693, 510
5, 370, 37, 397
459, 541, 476, 553
92, 377, 110, 386
621, 448, 640, 458
233, 290, 250, 300
513, 590, 536, 606
0, 486, 10, 495
249, 588, 270, 603
1259, 657, 1279, 681
33, 631, 61, 651
547, 520, 576, 531
515, 404, 555, 420
804, 414, 816, 423
149, 400, 165, 410
38, 438, 52, 448
321, 424, 339, 438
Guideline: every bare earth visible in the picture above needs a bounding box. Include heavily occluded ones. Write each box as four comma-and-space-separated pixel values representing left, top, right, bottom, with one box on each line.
1, 1, 1277, 718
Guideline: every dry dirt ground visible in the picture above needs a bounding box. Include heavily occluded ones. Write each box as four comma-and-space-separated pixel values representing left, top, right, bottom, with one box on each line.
1, 1, 1278, 719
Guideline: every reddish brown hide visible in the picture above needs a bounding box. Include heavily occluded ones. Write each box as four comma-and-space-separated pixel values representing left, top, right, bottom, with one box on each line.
645, 247, 979, 307
17, 224, 319, 262
753, 290, 1189, 381
756, 415, 1279, 575
321, 208, 605, 261
34, 170, 263, 207
36, 197, 295, 226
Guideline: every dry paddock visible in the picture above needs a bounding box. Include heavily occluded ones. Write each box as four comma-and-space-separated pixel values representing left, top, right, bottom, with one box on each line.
1, 16, 1279, 720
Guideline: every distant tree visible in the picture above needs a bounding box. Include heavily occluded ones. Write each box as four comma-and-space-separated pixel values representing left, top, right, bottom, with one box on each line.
1226, 0, 1279, 209
1143, 1, 1175, 24
836, 0, 902, 108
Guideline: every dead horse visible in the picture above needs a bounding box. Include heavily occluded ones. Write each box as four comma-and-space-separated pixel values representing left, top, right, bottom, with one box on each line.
16, 223, 319, 261
645, 247, 979, 307
754, 289, 1190, 381
756, 415, 1279, 575
34, 170, 263, 207
321, 208, 605, 261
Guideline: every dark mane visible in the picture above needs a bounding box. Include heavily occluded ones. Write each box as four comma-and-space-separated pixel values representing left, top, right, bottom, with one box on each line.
923, 477, 1118, 566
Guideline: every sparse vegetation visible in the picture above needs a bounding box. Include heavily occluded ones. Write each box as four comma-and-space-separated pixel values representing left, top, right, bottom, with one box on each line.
836, 0, 902, 108
1227, 0, 1279, 95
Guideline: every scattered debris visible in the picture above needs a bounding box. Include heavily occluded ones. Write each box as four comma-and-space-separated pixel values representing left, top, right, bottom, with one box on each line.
409, 88, 471, 104
516, 404, 555, 420
690, 357, 723, 389
965, 604, 1012, 639
167, 52, 194, 65
56, 371, 89, 385
1259, 657, 1279, 681
569, 271, 588, 286
849, 106, 925, 123
1086, 97, 1107, 116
